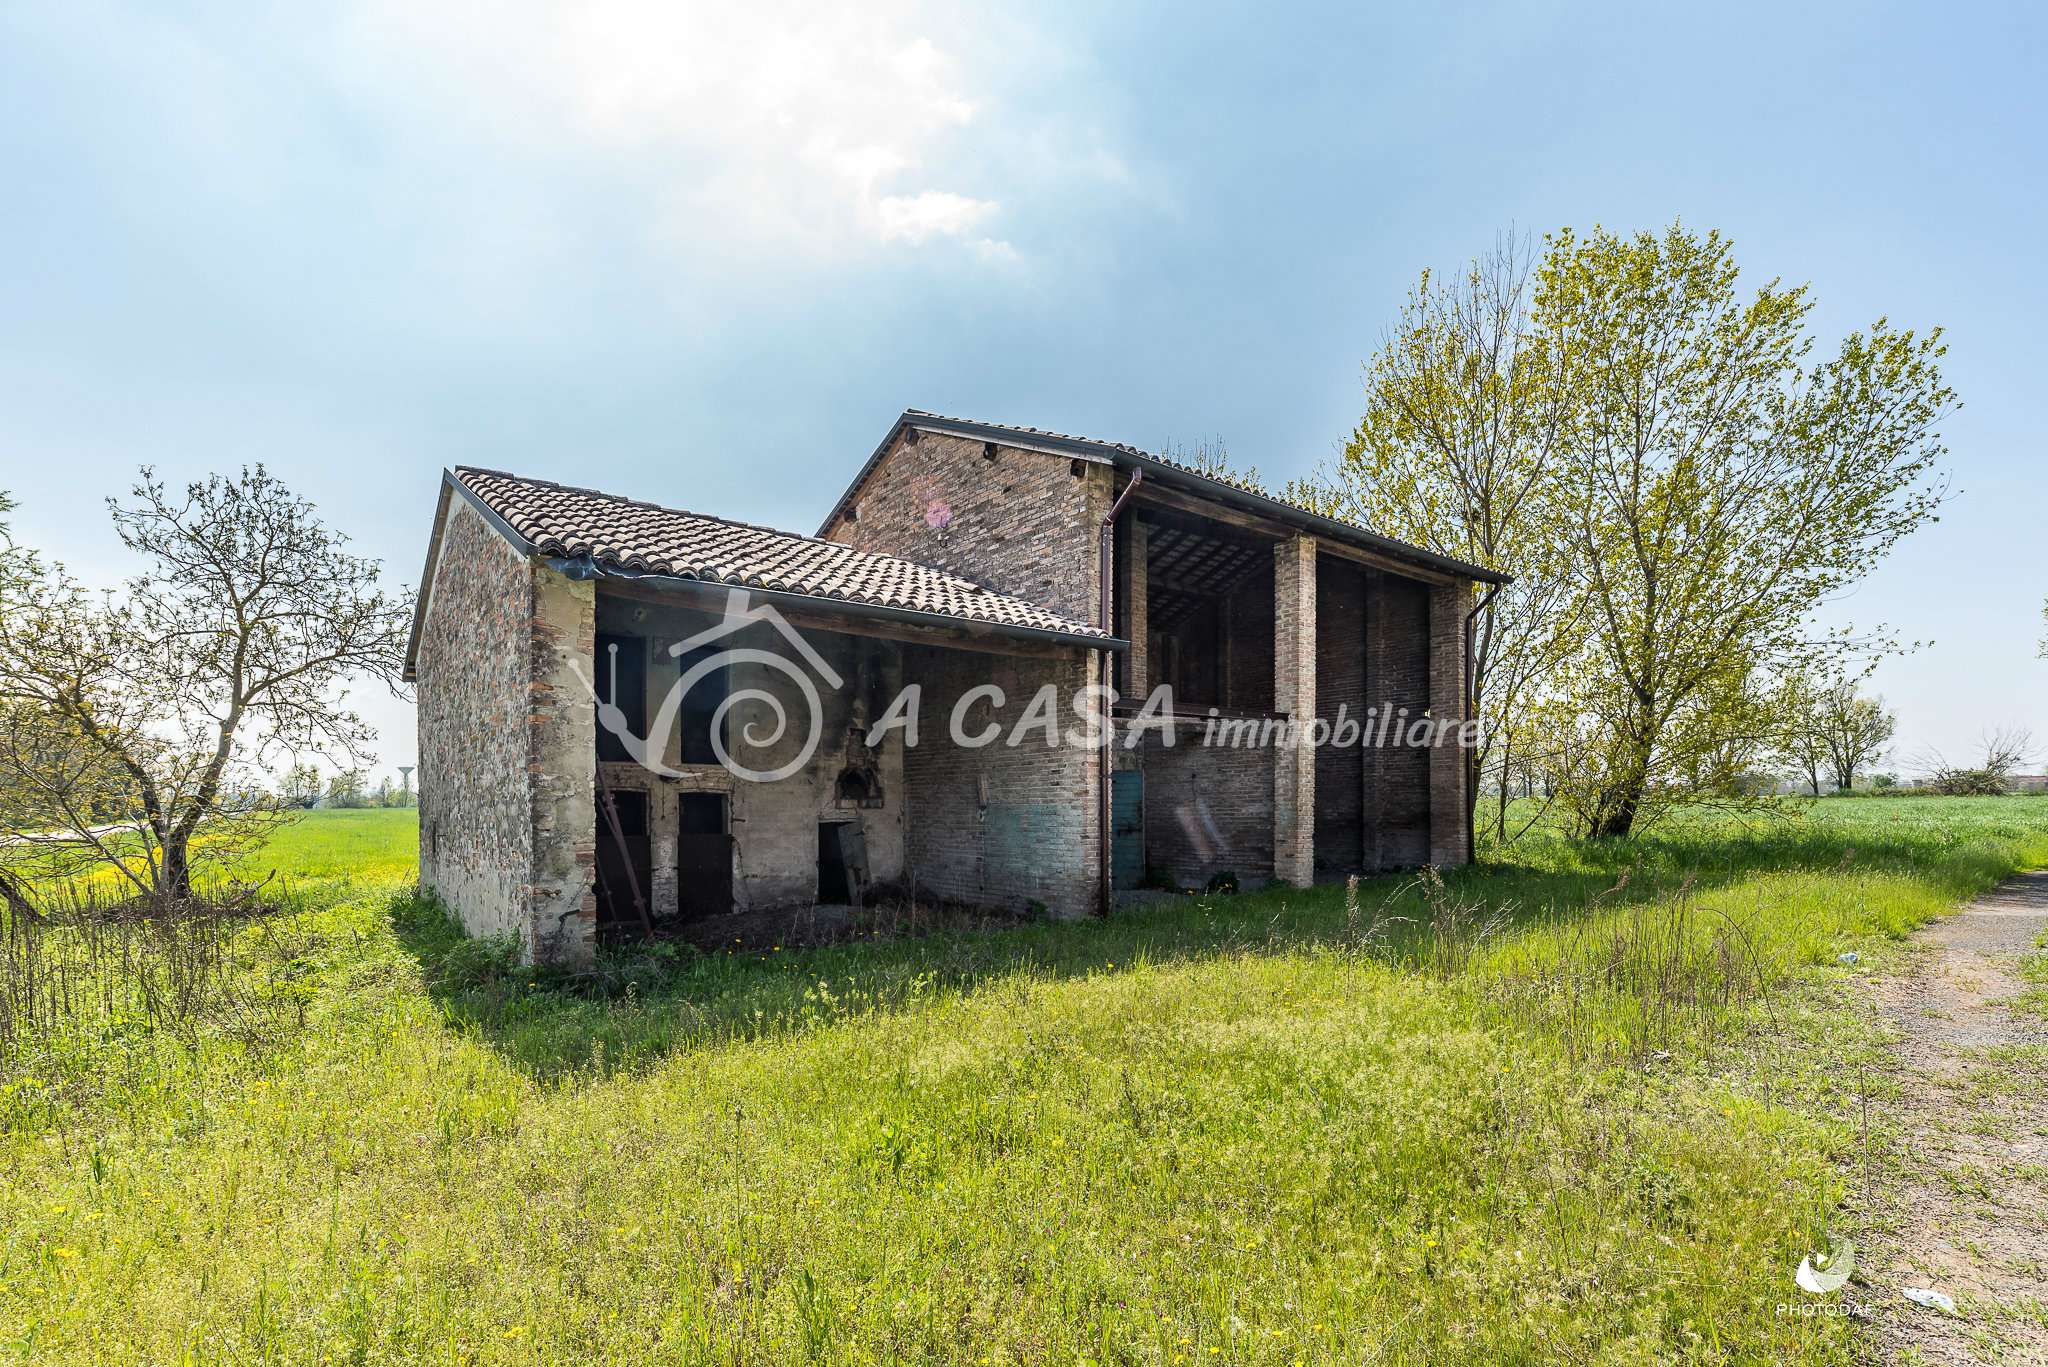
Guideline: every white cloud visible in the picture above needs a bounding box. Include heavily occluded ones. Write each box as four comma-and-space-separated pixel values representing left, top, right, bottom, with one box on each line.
875, 190, 997, 244
335, 0, 1080, 263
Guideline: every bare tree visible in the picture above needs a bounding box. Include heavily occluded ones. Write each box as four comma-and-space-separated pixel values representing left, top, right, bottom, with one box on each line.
1980, 726, 2035, 781
1919, 727, 2036, 796
0, 468, 411, 899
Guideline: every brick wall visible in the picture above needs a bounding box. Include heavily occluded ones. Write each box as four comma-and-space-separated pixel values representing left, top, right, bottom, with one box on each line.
1116, 517, 1148, 699
415, 501, 599, 964
1272, 536, 1317, 885
417, 498, 535, 946
822, 428, 1109, 625
527, 564, 598, 963
1138, 735, 1274, 889
899, 643, 1100, 919
1365, 571, 1432, 870
1314, 556, 1367, 873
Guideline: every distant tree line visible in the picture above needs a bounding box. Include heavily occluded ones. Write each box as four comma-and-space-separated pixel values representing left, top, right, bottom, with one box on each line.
277, 763, 417, 810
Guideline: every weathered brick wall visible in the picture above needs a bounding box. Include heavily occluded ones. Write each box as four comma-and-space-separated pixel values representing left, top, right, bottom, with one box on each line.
1427, 580, 1472, 866
822, 428, 1109, 625
899, 643, 1100, 919
416, 498, 538, 949
1365, 571, 1432, 870
526, 564, 598, 964
1138, 735, 1274, 889
1314, 556, 1368, 874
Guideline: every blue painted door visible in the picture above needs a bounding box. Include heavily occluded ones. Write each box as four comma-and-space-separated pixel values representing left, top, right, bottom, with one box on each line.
1111, 770, 1145, 890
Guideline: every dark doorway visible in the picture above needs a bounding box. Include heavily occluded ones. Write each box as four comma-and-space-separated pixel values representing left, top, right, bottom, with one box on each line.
595, 789, 652, 936
817, 821, 869, 905
594, 634, 647, 764
675, 793, 731, 920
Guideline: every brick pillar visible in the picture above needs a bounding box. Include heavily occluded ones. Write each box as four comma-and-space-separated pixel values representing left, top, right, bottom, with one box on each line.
1273, 535, 1317, 885
1119, 519, 1149, 701
528, 562, 598, 967
1426, 580, 1472, 866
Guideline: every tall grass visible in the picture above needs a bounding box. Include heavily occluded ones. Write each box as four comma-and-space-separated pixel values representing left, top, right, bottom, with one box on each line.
0, 882, 312, 1073
0, 800, 2043, 1364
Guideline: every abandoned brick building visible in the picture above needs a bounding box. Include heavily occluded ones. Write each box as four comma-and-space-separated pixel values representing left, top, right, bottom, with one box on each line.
403, 410, 1508, 964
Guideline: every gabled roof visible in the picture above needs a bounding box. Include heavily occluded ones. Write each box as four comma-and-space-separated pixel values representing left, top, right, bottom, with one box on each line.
819, 409, 1511, 585
403, 468, 1114, 680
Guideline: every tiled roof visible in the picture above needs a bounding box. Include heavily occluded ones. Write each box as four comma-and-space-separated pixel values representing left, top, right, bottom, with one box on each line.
452, 467, 1111, 641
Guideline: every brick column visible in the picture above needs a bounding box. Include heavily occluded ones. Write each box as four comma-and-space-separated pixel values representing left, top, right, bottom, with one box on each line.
1122, 516, 1155, 700
1273, 535, 1317, 885
528, 562, 598, 967
1426, 580, 1471, 867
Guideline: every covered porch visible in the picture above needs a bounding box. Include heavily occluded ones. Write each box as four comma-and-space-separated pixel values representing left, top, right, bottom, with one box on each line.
1107, 480, 1472, 894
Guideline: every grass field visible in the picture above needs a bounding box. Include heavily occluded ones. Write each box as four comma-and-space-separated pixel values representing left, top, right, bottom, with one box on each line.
3, 800, 2046, 1364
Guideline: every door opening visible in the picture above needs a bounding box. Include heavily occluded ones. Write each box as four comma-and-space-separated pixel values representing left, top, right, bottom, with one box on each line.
817, 821, 869, 906
675, 793, 732, 920
595, 789, 652, 938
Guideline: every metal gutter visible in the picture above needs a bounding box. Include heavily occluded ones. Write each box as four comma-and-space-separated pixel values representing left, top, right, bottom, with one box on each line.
1096, 470, 1143, 917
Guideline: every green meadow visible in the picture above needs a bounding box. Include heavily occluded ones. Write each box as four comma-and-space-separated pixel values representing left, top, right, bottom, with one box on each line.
4, 799, 2046, 1365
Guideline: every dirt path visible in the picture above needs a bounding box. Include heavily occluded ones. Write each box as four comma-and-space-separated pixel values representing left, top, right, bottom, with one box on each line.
1867, 871, 2048, 1365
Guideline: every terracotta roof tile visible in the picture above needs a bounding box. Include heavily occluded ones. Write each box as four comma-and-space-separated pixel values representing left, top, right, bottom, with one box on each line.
454, 467, 1109, 641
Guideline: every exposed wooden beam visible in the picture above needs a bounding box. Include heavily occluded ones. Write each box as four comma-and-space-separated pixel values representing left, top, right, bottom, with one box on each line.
1133, 482, 1459, 585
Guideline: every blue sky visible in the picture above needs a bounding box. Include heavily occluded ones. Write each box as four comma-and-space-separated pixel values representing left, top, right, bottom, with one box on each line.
2, 0, 2042, 778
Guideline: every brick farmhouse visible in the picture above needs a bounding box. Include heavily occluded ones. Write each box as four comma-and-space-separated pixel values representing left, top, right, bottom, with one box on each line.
403, 411, 1508, 965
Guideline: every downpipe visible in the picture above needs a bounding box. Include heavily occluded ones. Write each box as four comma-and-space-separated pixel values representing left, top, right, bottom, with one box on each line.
1463, 581, 1504, 865
1097, 470, 1143, 916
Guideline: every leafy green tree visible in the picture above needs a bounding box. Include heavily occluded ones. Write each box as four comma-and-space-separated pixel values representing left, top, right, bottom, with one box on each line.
1818, 684, 1896, 793
280, 763, 322, 810
325, 769, 370, 810
1778, 671, 1833, 796
1294, 236, 1583, 843
1534, 224, 1950, 836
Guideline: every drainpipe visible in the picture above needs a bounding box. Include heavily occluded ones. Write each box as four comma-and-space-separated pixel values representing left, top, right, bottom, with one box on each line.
1463, 581, 1504, 866
1097, 470, 1144, 916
